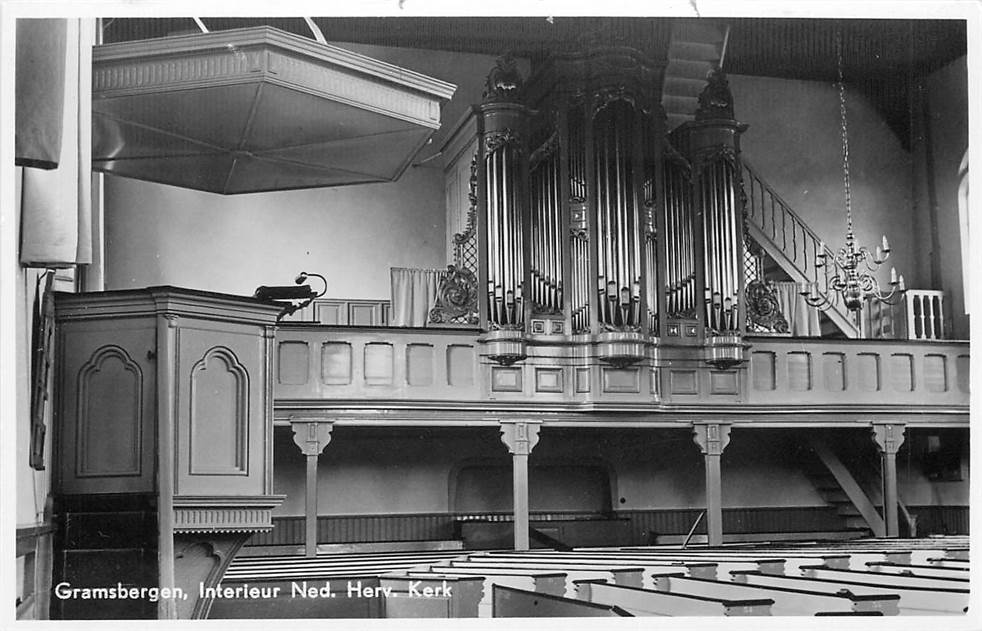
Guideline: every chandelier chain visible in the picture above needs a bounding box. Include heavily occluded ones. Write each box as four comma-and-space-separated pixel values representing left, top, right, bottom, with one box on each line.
800, 27, 905, 315
836, 30, 853, 237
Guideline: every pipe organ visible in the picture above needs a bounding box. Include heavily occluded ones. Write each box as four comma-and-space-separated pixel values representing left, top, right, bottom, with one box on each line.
441, 51, 749, 370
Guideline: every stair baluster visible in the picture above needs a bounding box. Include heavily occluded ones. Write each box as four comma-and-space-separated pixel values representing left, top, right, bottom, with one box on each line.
742, 160, 860, 338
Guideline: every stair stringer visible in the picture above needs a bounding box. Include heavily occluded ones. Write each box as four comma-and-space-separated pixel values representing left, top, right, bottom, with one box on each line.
746, 221, 860, 338
807, 437, 886, 537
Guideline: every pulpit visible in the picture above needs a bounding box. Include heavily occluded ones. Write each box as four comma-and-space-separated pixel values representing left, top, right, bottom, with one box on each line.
53, 287, 284, 618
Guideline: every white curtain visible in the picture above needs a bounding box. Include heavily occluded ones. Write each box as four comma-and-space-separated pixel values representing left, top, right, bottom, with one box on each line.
18, 19, 93, 268
773, 281, 822, 336
390, 268, 446, 327
958, 150, 968, 314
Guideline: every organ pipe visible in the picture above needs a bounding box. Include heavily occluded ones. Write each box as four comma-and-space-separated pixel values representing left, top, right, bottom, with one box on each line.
662, 156, 696, 319
567, 100, 590, 334
592, 98, 643, 330
480, 97, 530, 330
697, 154, 743, 334
529, 132, 564, 315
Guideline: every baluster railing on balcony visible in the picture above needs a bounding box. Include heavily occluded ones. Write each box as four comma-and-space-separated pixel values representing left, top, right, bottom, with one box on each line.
906, 290, 947, 341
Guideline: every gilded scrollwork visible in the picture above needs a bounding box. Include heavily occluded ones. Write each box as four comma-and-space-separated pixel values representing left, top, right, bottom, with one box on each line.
696, 68, 735, 120
428, 265, 479, 325
452, 154, 479, 249
746, 279, 790, 334
483, 53, 524, 103
484, 130, 523, 155
592, 85, 637, 117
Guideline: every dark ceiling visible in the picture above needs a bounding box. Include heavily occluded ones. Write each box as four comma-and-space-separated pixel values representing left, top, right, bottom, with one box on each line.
102, 16, 967, 147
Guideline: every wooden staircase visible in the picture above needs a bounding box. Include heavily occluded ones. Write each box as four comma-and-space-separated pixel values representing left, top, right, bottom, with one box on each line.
662, 20, 728, 131
743, 160, 861, 338
757, 250, 846, 338
800, 436, 885, 537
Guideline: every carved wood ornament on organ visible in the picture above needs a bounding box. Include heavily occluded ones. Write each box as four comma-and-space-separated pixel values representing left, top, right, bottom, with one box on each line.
453, 49, 750, 369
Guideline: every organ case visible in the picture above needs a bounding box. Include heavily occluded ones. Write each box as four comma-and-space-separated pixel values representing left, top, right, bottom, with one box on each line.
441, 51, 751, 370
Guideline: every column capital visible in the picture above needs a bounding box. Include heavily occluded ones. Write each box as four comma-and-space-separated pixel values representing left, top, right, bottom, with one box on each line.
499, 420, 541, 456
871, 422, 906, 455
290, 417, 334, 457
691, 422, 732, 456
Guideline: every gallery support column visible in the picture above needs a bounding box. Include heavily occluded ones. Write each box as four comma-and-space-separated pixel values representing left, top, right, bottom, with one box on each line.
291, 419, 335, 557
871, 422, 906, 537
499, 420, 542, 550
691, 422, 732, 546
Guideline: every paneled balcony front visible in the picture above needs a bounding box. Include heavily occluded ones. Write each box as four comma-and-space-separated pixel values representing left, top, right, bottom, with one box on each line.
273, 324, 969, 427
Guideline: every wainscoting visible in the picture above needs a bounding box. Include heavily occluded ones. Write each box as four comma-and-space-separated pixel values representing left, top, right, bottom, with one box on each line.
907, 505, 970, 535
246, 505, 967, 548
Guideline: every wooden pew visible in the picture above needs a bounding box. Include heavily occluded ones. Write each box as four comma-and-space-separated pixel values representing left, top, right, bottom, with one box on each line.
743, 541, 969, 566
440, 560, 645, 597
865, 561, 970, 580
396, 569, 566, 618
927, 557, 971, 569
732, 570, 968, 615
674, 547, 912, 570
575, 580, 773, 616
493, 584, 633, 617
937, 549, 970, 562
653, 573, 897, 616
239, 549, 470, 560
599, 545, 897, 573
544, 550, 789, 576
474, 552, 719, 585
484, 551, 769, 581
799, 565, 970, 590
377, 575, 484, 618
223, 554, 468, 581
209, 576, 386, 619
602, 549, 851, 572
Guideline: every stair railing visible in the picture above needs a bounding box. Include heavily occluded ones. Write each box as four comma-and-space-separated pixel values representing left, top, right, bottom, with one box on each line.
852, 453, 918, 538
681, 511, 706, 549
898, 500, 918, 538
742, 160, 860, 338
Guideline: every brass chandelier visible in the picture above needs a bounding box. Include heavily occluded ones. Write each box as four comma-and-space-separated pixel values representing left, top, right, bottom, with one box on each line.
802, 29, 905, 313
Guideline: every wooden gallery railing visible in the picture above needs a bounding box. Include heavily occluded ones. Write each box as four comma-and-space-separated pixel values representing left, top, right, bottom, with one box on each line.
273, 326, 969, 412
859, 289, 948, 341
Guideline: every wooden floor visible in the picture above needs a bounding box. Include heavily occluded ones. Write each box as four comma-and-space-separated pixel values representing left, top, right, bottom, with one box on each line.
212, 536, 970, 618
